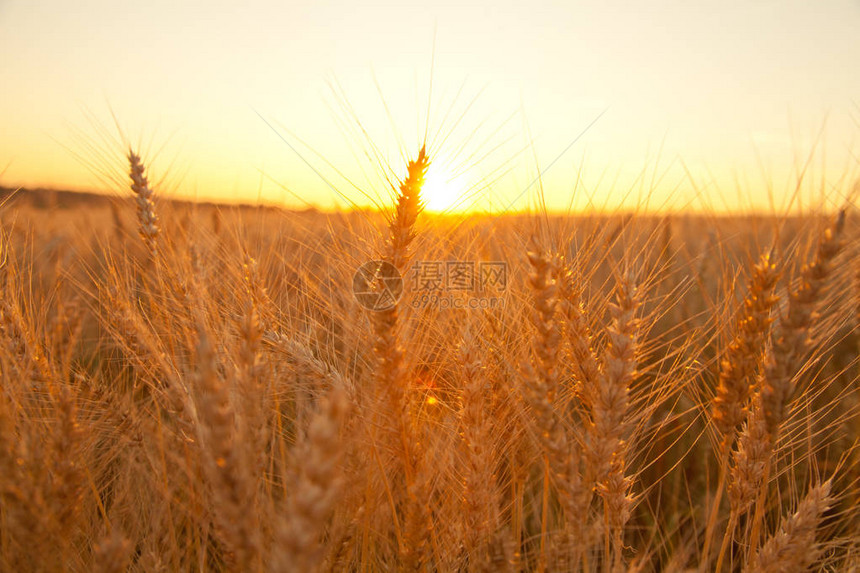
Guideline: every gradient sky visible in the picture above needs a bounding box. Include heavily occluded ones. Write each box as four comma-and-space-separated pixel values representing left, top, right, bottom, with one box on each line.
1, 0, 858, 213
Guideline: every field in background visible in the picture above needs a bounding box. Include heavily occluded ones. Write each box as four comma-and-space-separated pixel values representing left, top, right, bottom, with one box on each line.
0, 164, 858, 571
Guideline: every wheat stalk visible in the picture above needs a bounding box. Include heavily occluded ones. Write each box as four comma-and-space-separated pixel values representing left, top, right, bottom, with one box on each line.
368, 146, 431, 567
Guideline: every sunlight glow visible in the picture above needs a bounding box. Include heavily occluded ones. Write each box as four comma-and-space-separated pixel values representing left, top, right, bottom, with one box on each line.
0, 1, 857, 211
422, 167, 464, 213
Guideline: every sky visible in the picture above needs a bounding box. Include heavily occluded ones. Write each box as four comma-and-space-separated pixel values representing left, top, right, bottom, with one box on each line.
1, 0, 858, 213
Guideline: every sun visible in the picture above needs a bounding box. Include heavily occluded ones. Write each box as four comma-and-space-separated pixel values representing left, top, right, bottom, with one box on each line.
422, 167, 463, 213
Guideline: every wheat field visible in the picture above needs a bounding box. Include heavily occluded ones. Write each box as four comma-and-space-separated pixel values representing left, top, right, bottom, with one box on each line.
0, 148, 858, 572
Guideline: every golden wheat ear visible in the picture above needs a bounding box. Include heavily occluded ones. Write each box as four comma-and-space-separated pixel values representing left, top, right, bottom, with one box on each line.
459, 326, 502, 569
751, 480, 833, 573
372, 145, 431, 418
701, 251, 781, 566
127, 149, 160, 260
719, 211, 847, 570
711, 251, 780, 446
193, 322, 261, 570
274, 385, 349, 573
759, 209, 846, 436
386, 145, 429, 272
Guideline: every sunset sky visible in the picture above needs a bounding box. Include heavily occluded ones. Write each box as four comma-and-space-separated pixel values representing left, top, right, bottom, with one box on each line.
1, 0, 858, 213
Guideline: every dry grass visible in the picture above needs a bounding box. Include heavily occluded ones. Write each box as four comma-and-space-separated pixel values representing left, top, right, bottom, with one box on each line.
0, 148, 857, 572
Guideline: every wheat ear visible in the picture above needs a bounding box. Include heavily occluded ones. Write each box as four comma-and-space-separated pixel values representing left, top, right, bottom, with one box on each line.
127, 149, 160, 260
521, 237, 561, 571
592, 272, 641, 572
720, 212, 846, 570
759, 211, 845, 434
556, 260, 601, 405
731, 212, 845, 509
93, 530, 133, 573
702, 252, 779, 569
522, 238, 593, 569
748, 480, 832, 573
712, 252, 780, 444
460, 327, 499, 571
274, 385, 349, 573
194, 323, 260, 570
373, 147, 429, 459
